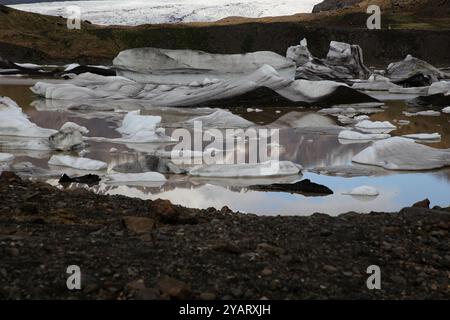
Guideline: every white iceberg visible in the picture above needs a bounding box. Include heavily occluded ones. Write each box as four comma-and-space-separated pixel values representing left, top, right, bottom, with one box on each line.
0, 153, 14, 162
48, 155, 108, 171
0, 96, 56, 138
355, 120, 396, 133
352, 137, 450, 170
338, 130, 390, 141
352, 74, 400, 91
428, 81, 450, 95
343, 185, 380, 197
403, 110, 441, 117
188, 160, 302, 178
443, 107, 450, 114
113, 47, 296, 85
49, 122, 89, 151
402, 133, 441, 141
184, 109, 253, 128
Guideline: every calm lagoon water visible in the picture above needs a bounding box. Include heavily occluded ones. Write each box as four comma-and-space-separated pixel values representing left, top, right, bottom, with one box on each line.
1, 78, 450, 215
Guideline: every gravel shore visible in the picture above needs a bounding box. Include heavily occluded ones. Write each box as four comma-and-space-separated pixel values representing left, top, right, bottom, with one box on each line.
0, 171, 449, 300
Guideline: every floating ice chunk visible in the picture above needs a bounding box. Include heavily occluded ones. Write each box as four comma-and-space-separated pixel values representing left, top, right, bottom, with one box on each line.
352, 74, 400, 91
403, 110, 440, 117
0, 153, 14, 162
428, 81, 450, 95
188, 160, 302, 178
402, 133, 441, 141
398, 120, 411, 126
49, 122, 89, 151
0, 96, 56, 138
355, 120, 396, 133
352, 137, 450, 170
64, 63, 80, 71
385, 55, 448, 83
48, 155, 107, 171
388, 86, 429, 95
106, 172, 166, 183
117, 110, 161, 135
110, 110, 172, 143
0, 139, 49, 151
338, 130, 390, 141
113, 48, 296, 85
442, 106, 450, 114
15, 63, 41, 69
184, 109, 253, 128
343, 185, 379, 196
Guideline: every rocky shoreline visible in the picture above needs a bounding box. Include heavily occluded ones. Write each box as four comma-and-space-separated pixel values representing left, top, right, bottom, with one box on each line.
0, 171, 449, 300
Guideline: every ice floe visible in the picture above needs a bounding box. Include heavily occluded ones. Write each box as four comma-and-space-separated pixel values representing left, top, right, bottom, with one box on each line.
0, 96, 56, 138
428, 81, 450, 95
338, 130, 390, 141
113, 47, 296, 85
112, 110, 173, 143
292, 40, 371, 81
352, 137, 450, 170
31, 51, 377, 108
443, 107, 450, 114
403, 110, 441, 117
354, 120, 396, 134
106, 172, 167, 184
343, 185, 380, 197
402, 133, 441, 141
49, 122, 89, 151
385, 55, 448, 85
0, 153, 14, 162
188, 160, 302, 178
48, 155, 108, 171
352, 74, 400, 91
184, 109, 253, 128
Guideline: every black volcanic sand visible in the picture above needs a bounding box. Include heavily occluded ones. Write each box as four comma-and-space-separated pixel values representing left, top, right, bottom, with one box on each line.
0, 172, 449, 300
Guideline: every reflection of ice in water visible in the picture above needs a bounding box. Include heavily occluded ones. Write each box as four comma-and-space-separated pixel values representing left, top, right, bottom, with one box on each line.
1, 82, 450, 215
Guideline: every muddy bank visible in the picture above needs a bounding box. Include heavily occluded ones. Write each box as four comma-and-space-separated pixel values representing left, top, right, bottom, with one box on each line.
0, 171, 449, 300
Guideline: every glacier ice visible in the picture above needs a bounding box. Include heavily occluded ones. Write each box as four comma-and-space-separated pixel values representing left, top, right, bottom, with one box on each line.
352, 137, 450, 170
113, 47, 297, 85
0, 96, 56, 138
188, 160, 302, 178
49, 122, 89, 151
0, 153, 14, 162
343, 185, 380, 197
48, 155, 108, 171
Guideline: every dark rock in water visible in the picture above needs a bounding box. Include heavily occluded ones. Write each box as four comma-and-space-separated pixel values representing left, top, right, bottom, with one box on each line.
413, 199, 430, 209
386, 55, 448, 85
61, 65, 116, 77
113, 155, 186, 174
59, 174, 101, 186
288, 40, 371, 82
407, 93, 450, 107
393, 74, 433, 88
250, 179, 333, 196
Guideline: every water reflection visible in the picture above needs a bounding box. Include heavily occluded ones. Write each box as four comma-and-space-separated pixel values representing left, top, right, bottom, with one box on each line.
1, 79, 450, 215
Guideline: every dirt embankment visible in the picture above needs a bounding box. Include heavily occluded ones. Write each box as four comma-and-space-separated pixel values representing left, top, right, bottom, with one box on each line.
0, 171, 449, 300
